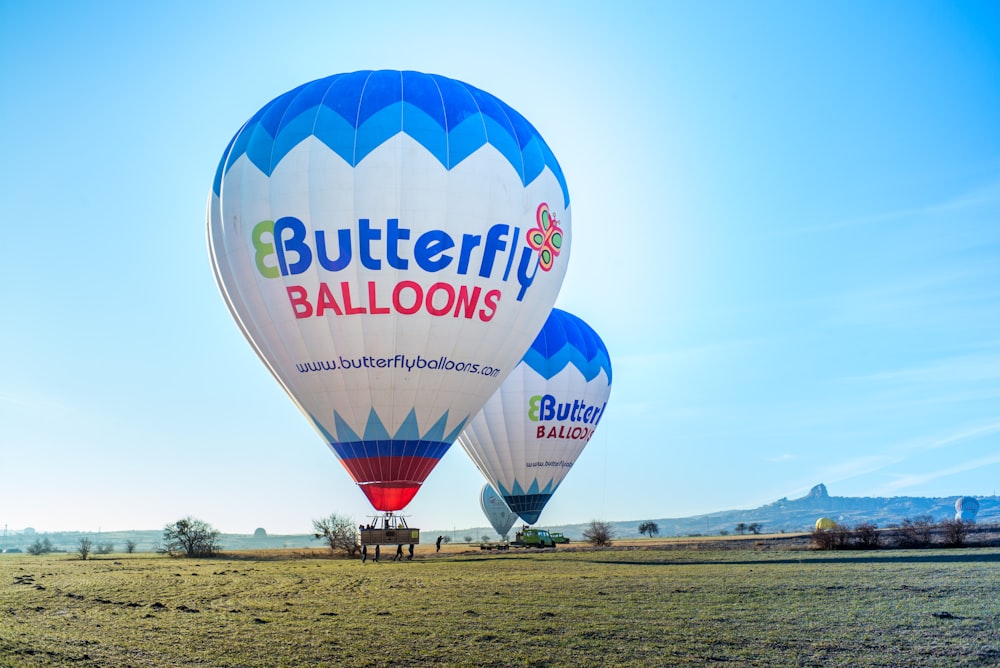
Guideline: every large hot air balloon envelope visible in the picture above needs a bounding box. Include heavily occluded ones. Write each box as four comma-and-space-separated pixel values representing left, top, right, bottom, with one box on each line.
480, 483, 519, 539
815, 517, 836, 530
459, 308, 611, 524
208, 71, 570, 511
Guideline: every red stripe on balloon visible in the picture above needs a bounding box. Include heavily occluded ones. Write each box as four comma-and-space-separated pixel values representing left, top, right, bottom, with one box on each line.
339, 456, 441, 511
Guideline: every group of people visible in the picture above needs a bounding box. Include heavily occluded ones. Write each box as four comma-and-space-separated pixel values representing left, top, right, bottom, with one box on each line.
360, 542, 414, 563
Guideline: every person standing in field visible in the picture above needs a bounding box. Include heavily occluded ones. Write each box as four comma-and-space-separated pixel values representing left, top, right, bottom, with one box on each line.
436, 535, 443, 552
407, 544, 414, 561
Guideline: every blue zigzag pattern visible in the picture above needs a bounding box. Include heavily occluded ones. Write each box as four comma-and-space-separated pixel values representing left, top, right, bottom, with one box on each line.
311, 407, 468, 460
213, 70, 569, 208
497, 478, 558, 525
521, 308, 612, 382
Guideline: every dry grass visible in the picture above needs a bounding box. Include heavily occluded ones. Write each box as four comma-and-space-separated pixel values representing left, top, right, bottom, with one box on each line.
2, 543, 998, 667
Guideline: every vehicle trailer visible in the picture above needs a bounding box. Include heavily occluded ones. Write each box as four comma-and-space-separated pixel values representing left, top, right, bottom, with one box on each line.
479, 541, 510, 551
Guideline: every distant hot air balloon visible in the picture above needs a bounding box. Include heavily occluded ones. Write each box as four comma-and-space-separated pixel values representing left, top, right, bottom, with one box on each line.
815, 517, 836, 531
208, 71, 570, 512
458, 309, 611, 524
955, 496, 980, 523
480, 484, 519, 539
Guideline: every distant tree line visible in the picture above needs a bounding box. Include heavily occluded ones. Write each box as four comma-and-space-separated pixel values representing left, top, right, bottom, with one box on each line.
811, 515, 973, 550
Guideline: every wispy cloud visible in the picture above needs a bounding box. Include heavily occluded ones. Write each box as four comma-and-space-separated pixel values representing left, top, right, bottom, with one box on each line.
828, 263, 999, 320
881, 452, 1000, 493
907, 421, 1000, 452
807, 420, 1000, 496
850, 352, 1000, 388
0, 389, 56, 411
780, 178, 1000, 237
818, 454, 903, 484
615, 338, 761, 368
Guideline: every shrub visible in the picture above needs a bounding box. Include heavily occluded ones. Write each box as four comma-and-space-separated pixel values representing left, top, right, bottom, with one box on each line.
27, 538, 54, 555
582, 520, 615, 547
940, 519, 968, 547
894, 516, 933, 548
854, 522, 880, 549
77, 537, 93, 560
162, 517, 221, 558
312, 513, 360, 557
811, 526, 838, 550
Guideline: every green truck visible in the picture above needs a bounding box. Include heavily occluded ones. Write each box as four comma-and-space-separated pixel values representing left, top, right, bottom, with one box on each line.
511, 527, 557, 548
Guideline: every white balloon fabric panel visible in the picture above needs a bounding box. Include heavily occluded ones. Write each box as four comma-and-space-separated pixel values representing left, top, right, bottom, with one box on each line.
480, 483, 519, 538
208, 71, 570, 511
955, 496, 979, 523
459, 309, 611, 524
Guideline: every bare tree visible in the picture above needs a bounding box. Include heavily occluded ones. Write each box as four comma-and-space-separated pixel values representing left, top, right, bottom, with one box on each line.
638, 521, 659, 538
582, 520, 615, 547
27, 537, 54, 555
747, 522, 763, 535
810, 526, 837, 550
832, 523, 853, 549
895, 516, 933, 548
735, 523, 747, 535
124, 539, 137, 554
312, 513, 360, 557
162, 517, 221, 558
854, 522, 880, 549
940, 519, 968, 547
77, 537, 93, 560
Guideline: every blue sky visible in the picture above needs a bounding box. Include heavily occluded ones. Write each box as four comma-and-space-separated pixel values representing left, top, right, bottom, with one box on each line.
2, 1, 998, 535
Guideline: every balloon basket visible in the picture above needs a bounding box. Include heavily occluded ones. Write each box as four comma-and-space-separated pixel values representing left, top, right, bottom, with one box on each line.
359, 512, 420, 546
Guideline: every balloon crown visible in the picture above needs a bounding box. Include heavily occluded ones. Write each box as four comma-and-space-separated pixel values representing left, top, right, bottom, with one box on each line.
522, 309, 612, 382
213, 70, 570, 208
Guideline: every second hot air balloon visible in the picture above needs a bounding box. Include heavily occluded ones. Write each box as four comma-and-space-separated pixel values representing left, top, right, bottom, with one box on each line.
459, 309, 611, 524
480, 483, 519, 540
207, 71, 570, 512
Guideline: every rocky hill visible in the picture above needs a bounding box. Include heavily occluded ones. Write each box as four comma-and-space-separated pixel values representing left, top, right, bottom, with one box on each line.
542, 484, 1000, 540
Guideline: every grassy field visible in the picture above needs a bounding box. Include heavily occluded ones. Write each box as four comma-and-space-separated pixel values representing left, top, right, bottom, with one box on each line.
2, 542, 998, 667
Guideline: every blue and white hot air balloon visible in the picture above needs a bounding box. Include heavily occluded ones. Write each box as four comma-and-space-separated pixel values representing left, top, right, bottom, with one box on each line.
208, 71, 570, 512
458, 309, 611, 524
480, 483, 519, 540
